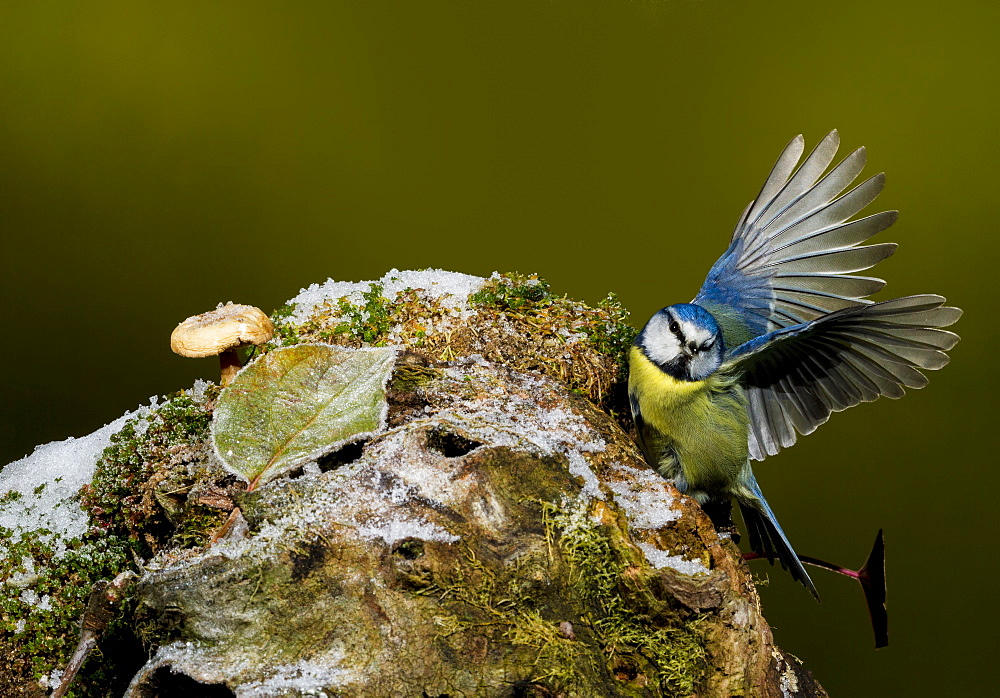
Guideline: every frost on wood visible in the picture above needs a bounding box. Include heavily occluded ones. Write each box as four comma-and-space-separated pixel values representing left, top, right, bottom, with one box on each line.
211, 344, 396, 489
127, 362, 825, 697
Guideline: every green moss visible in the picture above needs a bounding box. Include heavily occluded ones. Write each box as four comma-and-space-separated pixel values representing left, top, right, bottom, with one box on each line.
412, 495, 706, 696
0, 528, 131, 692
80, 389, 218, 557
419, 544, 594, 689
0, 385, 240, 694
469, 272, 553, 310
586, 293, 636, 372
0, 489, 23, 505
264, 272, 638, 410
389, 364, 443, 393
332, 282, 395, 344
469, 273, 636, 408
270, 303, 302, 346
168, 506, 231, 549
546, 501, 708, 695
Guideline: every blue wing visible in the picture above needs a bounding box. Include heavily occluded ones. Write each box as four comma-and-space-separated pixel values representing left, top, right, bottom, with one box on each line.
723, 295, 961, 459
694, 131, 898, 348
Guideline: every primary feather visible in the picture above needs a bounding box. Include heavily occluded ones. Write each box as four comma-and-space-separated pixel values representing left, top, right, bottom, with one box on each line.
727, 294, 961, 458
695, 130, 898, 345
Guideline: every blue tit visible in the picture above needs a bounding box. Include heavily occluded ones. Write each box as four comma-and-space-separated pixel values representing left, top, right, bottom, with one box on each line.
629, 131, 961, 599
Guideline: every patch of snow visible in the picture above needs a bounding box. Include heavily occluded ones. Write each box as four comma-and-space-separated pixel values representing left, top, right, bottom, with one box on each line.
775, 647, 801, 697
433, 365, 608, 499
241, 647, 358, 697
44, 668, 63, 691
605, 464, 681, 529
284, 269, 489, 325
356, 517, 458, 545
604, 465, 707, 573
0, 408, 140, 541
188, 378, 214, 402
636, 543, 710, 575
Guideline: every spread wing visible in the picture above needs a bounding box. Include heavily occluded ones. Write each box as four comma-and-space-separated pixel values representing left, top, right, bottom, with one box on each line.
694, 131, 898, 349
723, 295, 961, 460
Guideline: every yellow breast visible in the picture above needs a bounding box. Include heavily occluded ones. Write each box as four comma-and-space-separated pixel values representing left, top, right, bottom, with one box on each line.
628, 346, 707, 413
628, 346, 749, 493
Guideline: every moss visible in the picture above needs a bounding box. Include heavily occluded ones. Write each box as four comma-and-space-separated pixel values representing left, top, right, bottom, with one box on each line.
410, 494, 707, 696
419, 543, 595, 691
468, 272, 552, 310
0, 386, 236, 695
270, 302, 302, 346
80, 389, 220, 558
332, 281, 395, 344
168, 506, 231, 549
279, 271, 637, 409
0, 528, 131, 695
389, 364, 443, 393
546, 500, 708, 695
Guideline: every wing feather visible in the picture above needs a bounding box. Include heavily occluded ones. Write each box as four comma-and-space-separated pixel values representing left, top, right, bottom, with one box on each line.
695, 133, 897, 346
728, 295, 961, 459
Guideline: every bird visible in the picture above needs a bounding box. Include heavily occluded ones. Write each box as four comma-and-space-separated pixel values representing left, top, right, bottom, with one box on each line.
628, 131, 961, 598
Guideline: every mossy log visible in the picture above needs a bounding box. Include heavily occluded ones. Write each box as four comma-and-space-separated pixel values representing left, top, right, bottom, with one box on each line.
2, 273, 828, 696
126, 357, 824, 696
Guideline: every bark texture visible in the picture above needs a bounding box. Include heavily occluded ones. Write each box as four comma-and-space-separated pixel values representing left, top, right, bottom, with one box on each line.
125, 356, 826, 697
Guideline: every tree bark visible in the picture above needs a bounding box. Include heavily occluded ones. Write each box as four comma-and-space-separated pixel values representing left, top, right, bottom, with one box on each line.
126, 357, 826, 697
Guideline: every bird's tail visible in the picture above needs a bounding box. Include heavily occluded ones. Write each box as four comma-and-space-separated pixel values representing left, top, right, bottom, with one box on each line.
737, 475, 819, 600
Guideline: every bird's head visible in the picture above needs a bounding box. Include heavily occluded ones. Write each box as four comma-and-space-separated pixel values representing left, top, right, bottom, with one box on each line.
636, 303, 725, 381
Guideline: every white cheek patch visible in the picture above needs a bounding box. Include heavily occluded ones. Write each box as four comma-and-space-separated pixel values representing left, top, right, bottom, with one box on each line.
645, 335, 682, 365
688, 351, 720, 379
642, 317, 683, 365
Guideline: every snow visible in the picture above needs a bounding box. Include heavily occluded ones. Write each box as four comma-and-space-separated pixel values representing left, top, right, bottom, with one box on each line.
603, 463, 710, 574
242, 648, 357, 697
0, 408, 140, 541
605, 464, 681, 529
204, 359, 609, 567
284, 268, 489, 325
356, 518, 458, 545
133, 641, 358, 697
432, 364, 608, 499
636, 543, 710, 575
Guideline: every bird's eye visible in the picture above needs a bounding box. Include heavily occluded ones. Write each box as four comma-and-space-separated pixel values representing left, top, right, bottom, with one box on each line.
668, 321, 679, 334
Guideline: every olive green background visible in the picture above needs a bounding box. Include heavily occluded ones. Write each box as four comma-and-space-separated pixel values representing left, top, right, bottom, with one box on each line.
0, 1, 994, 694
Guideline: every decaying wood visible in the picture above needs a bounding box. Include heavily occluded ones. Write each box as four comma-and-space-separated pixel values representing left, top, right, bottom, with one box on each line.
124, 357, 826, 697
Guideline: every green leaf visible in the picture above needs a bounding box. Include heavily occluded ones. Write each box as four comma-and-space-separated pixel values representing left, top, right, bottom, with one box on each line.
211, 344, 397, 489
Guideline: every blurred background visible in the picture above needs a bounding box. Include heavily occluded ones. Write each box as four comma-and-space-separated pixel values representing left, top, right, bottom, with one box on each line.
0, 1, 994, 693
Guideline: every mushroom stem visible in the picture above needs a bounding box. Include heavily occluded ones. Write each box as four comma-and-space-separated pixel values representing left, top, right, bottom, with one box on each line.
219, 349, 242, 385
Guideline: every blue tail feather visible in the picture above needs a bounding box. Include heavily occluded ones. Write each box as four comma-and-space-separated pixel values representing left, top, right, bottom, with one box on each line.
738, 476, 820, 600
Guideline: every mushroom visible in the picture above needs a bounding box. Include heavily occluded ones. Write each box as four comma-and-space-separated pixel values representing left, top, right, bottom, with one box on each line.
170, 303, 275, 385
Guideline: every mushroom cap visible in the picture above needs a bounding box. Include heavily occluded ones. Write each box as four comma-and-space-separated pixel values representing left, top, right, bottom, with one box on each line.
170, 303, 275, 358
